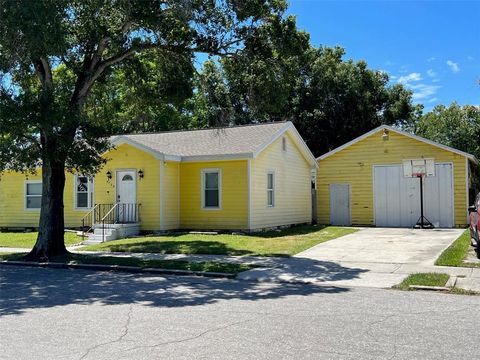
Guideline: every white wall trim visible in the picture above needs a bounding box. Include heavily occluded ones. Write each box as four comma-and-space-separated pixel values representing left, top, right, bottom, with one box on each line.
466, 157, 470, 222
247, 159, 252, 230
181, 153, 253, 162
159, 160, 164, 230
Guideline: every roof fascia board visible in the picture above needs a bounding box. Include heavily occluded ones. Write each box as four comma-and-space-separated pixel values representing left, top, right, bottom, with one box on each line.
180, 153, 254, 162
253, 122, 317, 167
317, 125, 476, 161
110, 136, 166, 160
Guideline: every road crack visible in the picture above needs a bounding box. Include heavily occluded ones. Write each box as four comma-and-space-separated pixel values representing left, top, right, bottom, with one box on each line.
124, 316, 261, 353
78, 304, 134, 360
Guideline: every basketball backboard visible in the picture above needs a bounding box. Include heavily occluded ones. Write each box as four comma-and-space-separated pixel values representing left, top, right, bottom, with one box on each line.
403, 158, 435, 178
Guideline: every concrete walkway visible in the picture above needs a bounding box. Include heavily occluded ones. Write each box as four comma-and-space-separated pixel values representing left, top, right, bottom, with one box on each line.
2, 228, 480, 291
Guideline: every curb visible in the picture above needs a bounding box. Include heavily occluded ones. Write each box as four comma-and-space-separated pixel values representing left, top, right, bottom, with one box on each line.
0, 260, 236, 279
408, 285, 451, 292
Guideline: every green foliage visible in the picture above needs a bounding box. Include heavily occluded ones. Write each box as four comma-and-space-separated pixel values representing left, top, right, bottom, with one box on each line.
192, 38, 415, 156
435, 230, 480, 268
0, 253, 255, 274
0, 232, 82, 248
0, 0, 289, 255
0, 0, 288, 173
81, 225, 358, 257
408, 102, 480, 160
394, 273, 450, 290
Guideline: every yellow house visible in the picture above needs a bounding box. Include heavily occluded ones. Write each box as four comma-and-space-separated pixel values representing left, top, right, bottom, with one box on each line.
0, 122, 317, 239
316, 125, 479, 228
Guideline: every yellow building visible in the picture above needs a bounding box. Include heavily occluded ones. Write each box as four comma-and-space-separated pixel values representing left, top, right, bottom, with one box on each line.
317, 125, 478, 228
0, 122, 317, 238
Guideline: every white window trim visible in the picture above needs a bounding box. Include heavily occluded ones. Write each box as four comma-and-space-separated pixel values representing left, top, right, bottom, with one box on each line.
25, 180, 42, 211
201, 168, 222, 210
267, 170, 275, 208
74, 175, 94, 211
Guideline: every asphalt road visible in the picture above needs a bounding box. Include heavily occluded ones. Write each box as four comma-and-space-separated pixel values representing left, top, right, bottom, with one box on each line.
1, 266, 479, 360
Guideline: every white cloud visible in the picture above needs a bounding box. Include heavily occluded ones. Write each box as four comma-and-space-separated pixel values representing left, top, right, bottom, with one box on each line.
446, 60, 460, 73
397, 72, 422, 84
426, 69, 437, 78
428, 97, 439, 103
427, 57, 436, 62
409, 84, 441, 101
467, 56, 474, 61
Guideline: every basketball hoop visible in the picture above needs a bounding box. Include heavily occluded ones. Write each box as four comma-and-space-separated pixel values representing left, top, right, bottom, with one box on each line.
403, 158, 435, 229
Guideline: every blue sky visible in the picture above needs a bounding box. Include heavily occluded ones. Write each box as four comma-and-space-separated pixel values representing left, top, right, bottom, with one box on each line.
287, 0, 480, 110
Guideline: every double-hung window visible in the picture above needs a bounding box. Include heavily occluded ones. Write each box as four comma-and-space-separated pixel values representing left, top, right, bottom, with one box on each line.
75, 175, 94, 209
202, 169, 220, 209
25, 181, 42, 210
267, 172, 275, 207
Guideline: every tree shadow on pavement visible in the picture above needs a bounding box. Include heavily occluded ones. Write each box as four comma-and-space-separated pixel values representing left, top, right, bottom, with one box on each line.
0, 259, 368, 316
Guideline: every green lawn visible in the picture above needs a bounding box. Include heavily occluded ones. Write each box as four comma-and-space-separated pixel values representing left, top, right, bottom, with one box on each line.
0, 252, 254, 274
394, 273, 450, 290
0, 232, 83, 248
81, 225, 358, 257
435, 230, 480, 268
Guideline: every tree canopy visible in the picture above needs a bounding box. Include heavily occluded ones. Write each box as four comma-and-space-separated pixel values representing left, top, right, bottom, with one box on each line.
405, 102, 480, 160
0, 0, 289, 258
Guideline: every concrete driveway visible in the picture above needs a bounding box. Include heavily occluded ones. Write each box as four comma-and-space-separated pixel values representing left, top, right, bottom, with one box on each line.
296, 227, 463, 266
239, 227, 465, 288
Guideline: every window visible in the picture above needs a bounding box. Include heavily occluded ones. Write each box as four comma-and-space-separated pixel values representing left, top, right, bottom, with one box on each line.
202, 169, 220, 209
122, 174, 133, 181
282, 137, 287, 151
75, 175, 94, 209
267, 172, 275, 207
25, 181, 42, 209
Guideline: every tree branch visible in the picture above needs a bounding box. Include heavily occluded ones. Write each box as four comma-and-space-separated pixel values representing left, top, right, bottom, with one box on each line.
35, 57, 53, 88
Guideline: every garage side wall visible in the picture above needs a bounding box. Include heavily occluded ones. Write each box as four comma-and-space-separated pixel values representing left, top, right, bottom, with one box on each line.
317, 130, 468, 227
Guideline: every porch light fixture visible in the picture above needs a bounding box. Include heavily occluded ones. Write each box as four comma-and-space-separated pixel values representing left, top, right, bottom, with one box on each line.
138, 169, 144, 179
106, 171, 112, 180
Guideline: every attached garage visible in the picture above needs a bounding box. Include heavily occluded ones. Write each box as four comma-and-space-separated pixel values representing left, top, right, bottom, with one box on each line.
317, 125, 479, 228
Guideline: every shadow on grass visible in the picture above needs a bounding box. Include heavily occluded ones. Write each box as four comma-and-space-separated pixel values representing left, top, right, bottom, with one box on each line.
103, 240, 256, 256
251, 224, 328, 238
0, 257, 368, 316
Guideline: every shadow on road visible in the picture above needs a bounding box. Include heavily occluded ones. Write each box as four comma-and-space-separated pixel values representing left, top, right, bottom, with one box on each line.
0, 259, 368, 316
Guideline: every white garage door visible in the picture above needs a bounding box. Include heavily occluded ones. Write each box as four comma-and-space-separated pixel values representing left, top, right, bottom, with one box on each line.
374, 164, 454, 228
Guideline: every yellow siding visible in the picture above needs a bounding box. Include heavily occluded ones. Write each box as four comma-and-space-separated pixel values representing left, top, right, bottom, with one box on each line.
251, 132, 312, 230
95, 143, 160, 231
0, 170, 89, 228
179, 160, 248, 230
317, 130, 468, 227
162, 161, 180, 230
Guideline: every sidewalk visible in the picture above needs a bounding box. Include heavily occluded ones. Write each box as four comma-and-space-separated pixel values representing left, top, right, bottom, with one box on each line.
1, 246, 480, 291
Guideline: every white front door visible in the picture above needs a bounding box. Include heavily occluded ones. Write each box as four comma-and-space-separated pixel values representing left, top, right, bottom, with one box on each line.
116, 170, 136, 222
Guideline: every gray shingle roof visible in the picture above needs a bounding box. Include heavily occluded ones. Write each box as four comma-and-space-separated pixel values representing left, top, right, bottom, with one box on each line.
112, 122, 290, 159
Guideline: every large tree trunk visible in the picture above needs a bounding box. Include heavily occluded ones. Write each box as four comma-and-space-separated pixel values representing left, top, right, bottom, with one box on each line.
26, 159, 68, 260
